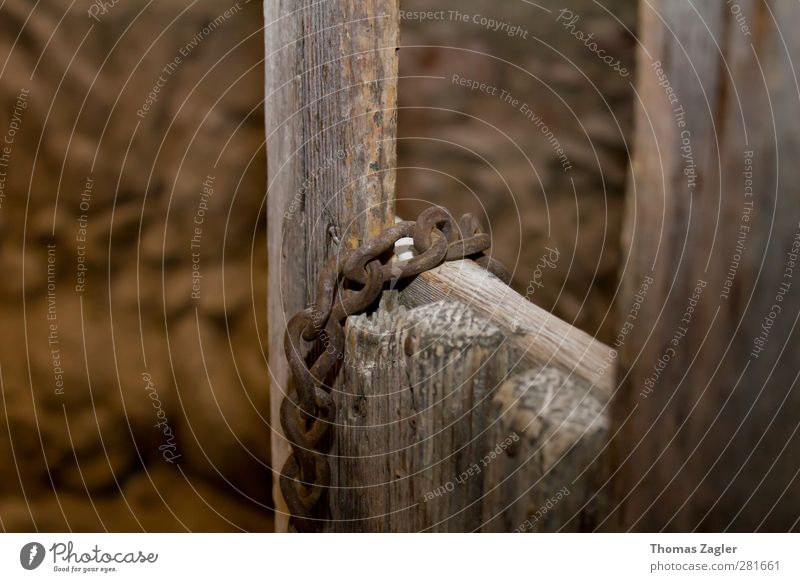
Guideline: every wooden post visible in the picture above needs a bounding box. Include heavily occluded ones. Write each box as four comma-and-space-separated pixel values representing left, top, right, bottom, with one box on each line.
264, 0, 399, 531
325, 262, 613, 531
611, 0, 800, 530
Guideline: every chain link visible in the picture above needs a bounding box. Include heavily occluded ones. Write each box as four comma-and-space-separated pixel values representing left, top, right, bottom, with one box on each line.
280, 206, 510, 532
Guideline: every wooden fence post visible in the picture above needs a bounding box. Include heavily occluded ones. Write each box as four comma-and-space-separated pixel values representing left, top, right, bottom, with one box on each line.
611, 0, 800, 530
264, 0, 399, 531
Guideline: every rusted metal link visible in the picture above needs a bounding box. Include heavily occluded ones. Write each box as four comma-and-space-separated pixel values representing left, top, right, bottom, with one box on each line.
280, 452, 330, 533
412, 206, 456, 252
396, 229, 449, 280
333, 260, 384, 321
280, 206, 510, 532
280, 390, 333, 481
302, 255, 349, 341
343, 222, 413, 285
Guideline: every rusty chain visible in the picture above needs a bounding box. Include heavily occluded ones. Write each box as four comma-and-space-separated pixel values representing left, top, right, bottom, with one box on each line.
280, 206, 510, 532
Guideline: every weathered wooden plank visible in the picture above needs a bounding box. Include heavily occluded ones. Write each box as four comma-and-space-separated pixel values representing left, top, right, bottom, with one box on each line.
402, 260, 616, 401
487, 368, 608, 532
612, 0, 800, 530
324, 265, 610, 531
264, 0, 399, 531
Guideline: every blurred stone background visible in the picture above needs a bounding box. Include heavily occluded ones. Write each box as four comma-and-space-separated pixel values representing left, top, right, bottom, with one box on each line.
0, 0, 272, 532
0, 0, 634, 531
397, 0, 636, 342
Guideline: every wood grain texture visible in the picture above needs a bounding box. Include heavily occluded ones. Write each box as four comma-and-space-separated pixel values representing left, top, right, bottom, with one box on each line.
612, 0, 800, 531
326, 297, 508, 532
402, 260, 616, 401
264, 0, 399, 531
324, 286, 608, 532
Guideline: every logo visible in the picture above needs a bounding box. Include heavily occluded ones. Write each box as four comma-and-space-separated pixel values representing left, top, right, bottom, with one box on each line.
20, 542, 46, 570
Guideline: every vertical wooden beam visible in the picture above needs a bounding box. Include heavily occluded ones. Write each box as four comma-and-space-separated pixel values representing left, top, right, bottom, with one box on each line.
327, 298, 511, 532
612, 0, 800, 530
264, 0, 399, 531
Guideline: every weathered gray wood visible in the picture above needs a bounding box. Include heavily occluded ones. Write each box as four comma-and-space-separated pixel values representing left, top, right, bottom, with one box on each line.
488, 368, 608, 532
264, 0, 399, 531
612, 0, 800, 530
324, 264, 610, 532
327, 297, 509, 532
